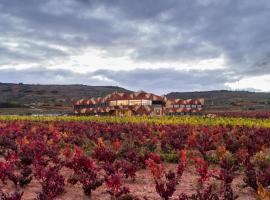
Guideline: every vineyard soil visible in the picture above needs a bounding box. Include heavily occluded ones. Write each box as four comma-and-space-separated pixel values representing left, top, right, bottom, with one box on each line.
1, 164, 256, 200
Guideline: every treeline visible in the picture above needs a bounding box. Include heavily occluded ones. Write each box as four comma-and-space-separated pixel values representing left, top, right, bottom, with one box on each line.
0, 101, 26, 108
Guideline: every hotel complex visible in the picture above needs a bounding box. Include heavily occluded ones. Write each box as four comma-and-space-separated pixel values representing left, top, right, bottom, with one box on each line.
73, 91, 204, 116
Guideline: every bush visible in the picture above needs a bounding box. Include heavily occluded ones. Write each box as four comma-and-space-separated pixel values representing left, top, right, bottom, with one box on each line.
160, 153, 179, 163
50, 90, 59, 94
0, 101, 26, 108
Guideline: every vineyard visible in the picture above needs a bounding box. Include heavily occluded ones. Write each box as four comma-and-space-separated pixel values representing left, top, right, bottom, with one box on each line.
208, 112, 270, 119
1, 116, 270, 200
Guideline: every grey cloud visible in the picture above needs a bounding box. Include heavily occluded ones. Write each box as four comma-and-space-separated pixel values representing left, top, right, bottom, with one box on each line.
0, 67, 116, 86
93, 68, 238, 93
0, 0, 136, 64
0, 0, 270, 89
0, 40, 69, 64
78, 0, 270, 74
0, 67, 238, 94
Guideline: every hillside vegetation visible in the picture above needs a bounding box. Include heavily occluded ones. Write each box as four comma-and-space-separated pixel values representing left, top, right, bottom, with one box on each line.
1, 83, 270, 114
0, 83, 130, 106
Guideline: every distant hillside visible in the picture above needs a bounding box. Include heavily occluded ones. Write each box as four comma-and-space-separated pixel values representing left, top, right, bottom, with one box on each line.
1, 83, 270, 114
0, 83, 130, 107
166, 90, 270, 111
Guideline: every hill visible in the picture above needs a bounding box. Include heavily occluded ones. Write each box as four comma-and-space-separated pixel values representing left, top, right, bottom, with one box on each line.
0, 83, 130, 115
1, 83, 270, 114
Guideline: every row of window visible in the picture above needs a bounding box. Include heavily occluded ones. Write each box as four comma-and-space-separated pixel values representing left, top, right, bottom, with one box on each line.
75, 99, 168, 109
109, 100, 152, 106
74, 103, 108, 109
75, 104, 203, 110
74, 100, 153, 109
168, 104, 202, 108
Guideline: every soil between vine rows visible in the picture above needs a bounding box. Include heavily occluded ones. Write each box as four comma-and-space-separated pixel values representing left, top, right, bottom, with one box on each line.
1, 164, 256, 200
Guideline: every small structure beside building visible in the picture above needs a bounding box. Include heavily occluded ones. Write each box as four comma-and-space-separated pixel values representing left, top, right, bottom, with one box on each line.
165, 98, 204, 115
73, 91, 204, 116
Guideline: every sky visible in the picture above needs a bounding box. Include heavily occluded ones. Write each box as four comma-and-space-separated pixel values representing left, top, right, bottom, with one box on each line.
0, 0, 270, 94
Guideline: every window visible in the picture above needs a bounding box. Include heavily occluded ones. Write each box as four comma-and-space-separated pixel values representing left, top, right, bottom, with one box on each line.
173, 104, 180, 108
129, 100, 142, 105
152, 100, 163, 105
180, 105, 185, 108
197, 105, 202, 108
191, 105, 197, 108
109, 101, 117, 106
141, 100, 152, 105
117, 100, 129, 106
186, 105, 191, 108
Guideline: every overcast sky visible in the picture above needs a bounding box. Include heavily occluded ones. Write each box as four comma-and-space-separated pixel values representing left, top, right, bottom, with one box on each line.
0, 0, 270, 94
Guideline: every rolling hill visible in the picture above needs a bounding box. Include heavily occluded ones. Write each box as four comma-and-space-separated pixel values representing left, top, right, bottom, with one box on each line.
0, 83, 130, 105
0, 83, 130, 114
1, 83, 270, 114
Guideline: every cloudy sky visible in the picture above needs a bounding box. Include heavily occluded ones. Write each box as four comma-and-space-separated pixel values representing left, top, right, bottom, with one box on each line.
0, 0, 270, 94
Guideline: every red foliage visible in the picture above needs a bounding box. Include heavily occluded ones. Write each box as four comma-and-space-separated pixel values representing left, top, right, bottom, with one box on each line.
178, 185, 219, 200
192, 158, 214, 186
146, 152, 187, 200
65, 146, 104, 196
145, 154, 164, 179
92, 146, 116, 163
112, 139, 122, 152
244, 159, 270, 192
1, 120, 270, 199
105, 172, 130, 198
35, 165, 65, 200
0, 190, 23, 200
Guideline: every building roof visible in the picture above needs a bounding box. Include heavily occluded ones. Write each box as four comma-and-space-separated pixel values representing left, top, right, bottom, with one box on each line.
74, 91, 166, 105
167, 98, 204, 105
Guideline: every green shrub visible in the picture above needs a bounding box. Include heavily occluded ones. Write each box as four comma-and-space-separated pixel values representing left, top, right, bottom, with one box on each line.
0, 101, 26, 108
50, 90, 59, 94
160, 153, 179, 163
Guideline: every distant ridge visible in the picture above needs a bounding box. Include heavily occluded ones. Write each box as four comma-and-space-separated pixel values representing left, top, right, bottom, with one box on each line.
0, 83, 270, 112
0, 83, 131, 106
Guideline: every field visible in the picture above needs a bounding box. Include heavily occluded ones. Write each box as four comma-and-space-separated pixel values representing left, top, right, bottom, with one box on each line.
1, 116, 270, 200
